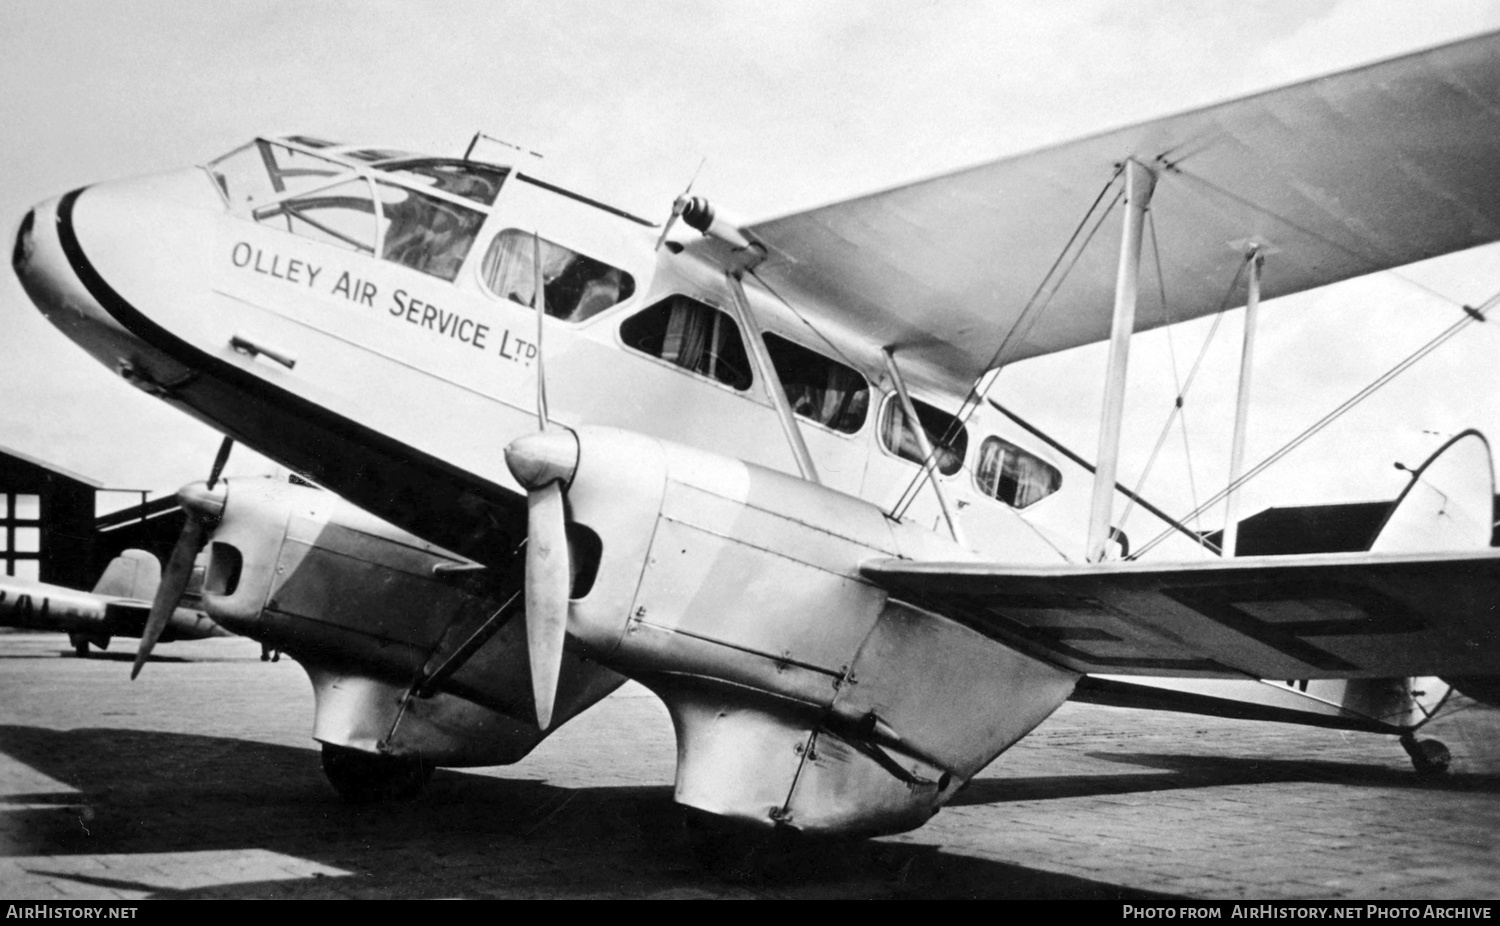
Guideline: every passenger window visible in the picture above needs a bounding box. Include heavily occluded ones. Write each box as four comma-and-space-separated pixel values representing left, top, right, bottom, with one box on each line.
764, 334, 868, 433
481, 230, 636, 322
880, 397, 967, 476
253, 178, 378, 254
376, 182, 486, 282
620, 296, 753, 391
975, 437, 1061, 508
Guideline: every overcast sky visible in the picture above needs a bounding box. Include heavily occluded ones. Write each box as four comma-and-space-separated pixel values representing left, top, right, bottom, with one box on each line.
4, 0, 1500, 532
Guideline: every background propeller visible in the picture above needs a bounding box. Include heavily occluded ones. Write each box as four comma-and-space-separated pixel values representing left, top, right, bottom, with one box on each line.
131, 436, 232, 679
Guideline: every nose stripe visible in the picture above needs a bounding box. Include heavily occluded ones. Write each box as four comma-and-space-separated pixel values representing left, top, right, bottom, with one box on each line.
50, 186, 528, 553
11, 209, 35, 274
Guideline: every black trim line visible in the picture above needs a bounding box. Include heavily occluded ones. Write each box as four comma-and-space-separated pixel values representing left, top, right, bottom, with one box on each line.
515, 173, 656, 227
53, 187, 521, 515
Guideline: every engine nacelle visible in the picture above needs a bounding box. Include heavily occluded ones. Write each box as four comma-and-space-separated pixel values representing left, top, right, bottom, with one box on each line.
197, 477, 622, 766
559, 427, 1079, 835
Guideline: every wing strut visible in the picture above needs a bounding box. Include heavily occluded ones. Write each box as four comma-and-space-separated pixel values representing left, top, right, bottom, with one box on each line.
883, 348, 967, 547
1087, 159, 1157, 562
724, 270, 820, 484
1221, 246, 1265, 557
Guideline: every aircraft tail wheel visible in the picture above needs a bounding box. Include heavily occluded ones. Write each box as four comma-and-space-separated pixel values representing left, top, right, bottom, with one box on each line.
1400, 733, 1452, 777
320, 744, 433, 803
69, 635, 88, 658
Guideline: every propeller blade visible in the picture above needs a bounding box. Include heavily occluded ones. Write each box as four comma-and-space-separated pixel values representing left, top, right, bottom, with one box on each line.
525, 480, 570, 729
132, 516, 205, 679
130, 480, 226, 679
206, 436, 235, 489
655, 157, 705, 251
504, 429, 581, 731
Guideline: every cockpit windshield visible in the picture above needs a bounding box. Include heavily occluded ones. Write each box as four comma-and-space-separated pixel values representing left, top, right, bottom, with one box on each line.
208, 139, 506, 282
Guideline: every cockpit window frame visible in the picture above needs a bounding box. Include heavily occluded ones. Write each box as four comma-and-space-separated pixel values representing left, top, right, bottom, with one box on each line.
210, 138, 511, 282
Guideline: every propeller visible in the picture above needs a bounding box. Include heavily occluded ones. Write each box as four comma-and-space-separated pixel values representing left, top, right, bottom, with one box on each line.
504, 428, 579, 730
653, 158, 705, 252
503, 231, 580, 730
131, 437, 233, 679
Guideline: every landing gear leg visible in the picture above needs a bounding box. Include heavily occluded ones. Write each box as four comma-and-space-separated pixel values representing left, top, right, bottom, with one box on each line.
70, 635, 88, 658
1400, 733, 1451, 777
320, 744, 433, 803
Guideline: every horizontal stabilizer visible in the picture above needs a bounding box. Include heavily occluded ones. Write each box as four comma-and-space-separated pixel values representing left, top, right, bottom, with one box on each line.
861, 550, 1500, 680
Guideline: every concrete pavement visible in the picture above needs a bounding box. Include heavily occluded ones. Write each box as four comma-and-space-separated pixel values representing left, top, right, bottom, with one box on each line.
0, 632, 1495, 899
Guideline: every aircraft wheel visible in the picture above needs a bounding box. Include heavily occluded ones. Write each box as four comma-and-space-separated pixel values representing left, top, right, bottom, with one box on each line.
320, 744, 433, 803
1400, 734, 1452, 777
70, 636, 89, 658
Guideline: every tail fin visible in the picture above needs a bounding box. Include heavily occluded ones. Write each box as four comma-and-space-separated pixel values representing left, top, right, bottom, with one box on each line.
91, 549, 162, 601
1370, 430, 1494, 553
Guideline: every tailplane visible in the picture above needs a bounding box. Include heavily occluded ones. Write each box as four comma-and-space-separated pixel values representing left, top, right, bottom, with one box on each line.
91, 549, 162, 601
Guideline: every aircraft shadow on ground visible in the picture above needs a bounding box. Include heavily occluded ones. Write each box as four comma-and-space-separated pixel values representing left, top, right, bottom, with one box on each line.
0, 725, 1177, 900
951, 751, 1500, 807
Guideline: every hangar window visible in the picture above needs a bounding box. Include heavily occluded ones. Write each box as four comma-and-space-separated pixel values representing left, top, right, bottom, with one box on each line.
879, 397, 967, 476
764, 334, 868, 433
0, 493, 40, 580
253, 178, 379, 254
975, 437, 1061, 508
481, 230, 635, 322
620, 296, 753, 391
376, 182, 486, 281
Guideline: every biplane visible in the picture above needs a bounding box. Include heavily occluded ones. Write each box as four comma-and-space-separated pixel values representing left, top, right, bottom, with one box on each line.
0, 548, 224, 656
11, 31, 1500, 835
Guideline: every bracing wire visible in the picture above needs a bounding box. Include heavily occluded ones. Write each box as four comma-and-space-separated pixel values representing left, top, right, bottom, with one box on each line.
891, 166, 1127, 519
1129, 286, 1500, 560
1115, 250, 1247, 542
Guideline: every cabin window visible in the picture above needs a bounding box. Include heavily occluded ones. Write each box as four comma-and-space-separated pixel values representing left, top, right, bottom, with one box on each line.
376, 181, 486, 282
620, 296, 753, 391
879, 397, 967, 476
764, 333, 868, 433
253, 178, 379, 254
974, 436, 1061, 508
481, 230, 636, 322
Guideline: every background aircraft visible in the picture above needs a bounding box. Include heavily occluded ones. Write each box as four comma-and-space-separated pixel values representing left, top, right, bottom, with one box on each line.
0, 547, 224, 656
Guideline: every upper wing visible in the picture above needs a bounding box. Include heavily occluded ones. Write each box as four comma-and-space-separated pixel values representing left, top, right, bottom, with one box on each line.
860, 550, 1500, 680
699, 31, 1500, 393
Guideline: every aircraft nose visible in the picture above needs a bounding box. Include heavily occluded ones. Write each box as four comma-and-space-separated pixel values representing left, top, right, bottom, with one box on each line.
11, 209, 36, 277
12, 168, 221, 385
